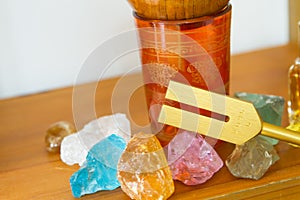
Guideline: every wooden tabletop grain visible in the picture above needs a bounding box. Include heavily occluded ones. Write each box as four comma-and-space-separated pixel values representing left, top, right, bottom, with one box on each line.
1, 44, 300, 199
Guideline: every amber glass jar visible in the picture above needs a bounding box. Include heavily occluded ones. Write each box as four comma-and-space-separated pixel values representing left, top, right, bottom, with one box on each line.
134, 4, 232, 147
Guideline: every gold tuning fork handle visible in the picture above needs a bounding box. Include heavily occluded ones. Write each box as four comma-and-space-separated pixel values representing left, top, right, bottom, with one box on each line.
262, 122, 300, 145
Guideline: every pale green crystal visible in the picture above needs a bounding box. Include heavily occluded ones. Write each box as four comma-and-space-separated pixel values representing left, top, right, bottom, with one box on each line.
225, 136, 279, 180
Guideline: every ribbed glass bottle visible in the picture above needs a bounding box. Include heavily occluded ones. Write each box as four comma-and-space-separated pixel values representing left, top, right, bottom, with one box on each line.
288, 21, 300, 124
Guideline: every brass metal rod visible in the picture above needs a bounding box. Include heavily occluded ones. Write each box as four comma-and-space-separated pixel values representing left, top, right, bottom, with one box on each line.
261, 122, 300, 146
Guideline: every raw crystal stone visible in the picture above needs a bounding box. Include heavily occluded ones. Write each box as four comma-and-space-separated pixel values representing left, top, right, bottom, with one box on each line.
225, 136, 279, 180
235, 92, 285, 145
117, 132, 174, 200
226, 92, 283, 179
45, 121, 76, 153
166, 131, 223, 185
70, 134, 126, 198
60, 113, 131, 166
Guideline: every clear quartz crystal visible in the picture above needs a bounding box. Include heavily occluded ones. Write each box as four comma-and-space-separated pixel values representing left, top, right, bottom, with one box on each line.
288, 21, 300, 124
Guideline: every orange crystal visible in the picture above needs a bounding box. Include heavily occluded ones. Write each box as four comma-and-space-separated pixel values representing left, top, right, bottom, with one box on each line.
117, 132, 174, 200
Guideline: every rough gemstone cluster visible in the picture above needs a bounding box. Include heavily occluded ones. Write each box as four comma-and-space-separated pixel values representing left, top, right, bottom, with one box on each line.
59, 93, 285, 199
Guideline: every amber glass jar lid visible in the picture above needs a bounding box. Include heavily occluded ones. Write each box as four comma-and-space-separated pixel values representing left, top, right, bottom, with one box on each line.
127, 0, 230, 20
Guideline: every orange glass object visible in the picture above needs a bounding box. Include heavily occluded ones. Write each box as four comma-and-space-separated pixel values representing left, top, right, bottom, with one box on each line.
134, 4, 232, 147
117, 132, 174, 199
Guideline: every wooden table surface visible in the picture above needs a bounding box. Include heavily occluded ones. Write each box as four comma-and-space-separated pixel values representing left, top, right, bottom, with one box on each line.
1, 44, 300, 199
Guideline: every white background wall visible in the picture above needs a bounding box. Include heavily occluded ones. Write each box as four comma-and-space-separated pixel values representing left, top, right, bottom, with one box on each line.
0, 0, 289, 99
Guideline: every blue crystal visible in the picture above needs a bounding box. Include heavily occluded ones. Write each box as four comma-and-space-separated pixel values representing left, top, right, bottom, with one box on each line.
70, 134, 126, 198
235, 92, 285, 145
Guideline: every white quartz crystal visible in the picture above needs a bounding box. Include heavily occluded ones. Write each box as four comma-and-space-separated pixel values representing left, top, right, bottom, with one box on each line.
60, 113, 131, 166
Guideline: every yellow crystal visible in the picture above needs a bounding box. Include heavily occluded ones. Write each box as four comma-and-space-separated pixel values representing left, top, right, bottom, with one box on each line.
117, 132, 174, 200
45, 121, 76, 153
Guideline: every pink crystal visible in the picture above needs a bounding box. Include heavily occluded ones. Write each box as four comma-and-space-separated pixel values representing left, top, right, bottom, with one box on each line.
166, 131, 223, 185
